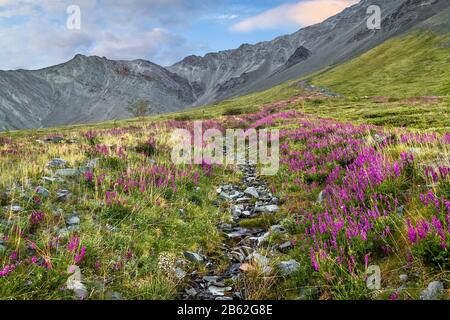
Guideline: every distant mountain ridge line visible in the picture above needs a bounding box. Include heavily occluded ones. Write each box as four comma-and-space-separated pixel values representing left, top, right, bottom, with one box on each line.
1, 0, 450, 131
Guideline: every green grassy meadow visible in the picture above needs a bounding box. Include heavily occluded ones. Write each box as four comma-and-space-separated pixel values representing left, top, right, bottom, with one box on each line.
1, 31, 449, 300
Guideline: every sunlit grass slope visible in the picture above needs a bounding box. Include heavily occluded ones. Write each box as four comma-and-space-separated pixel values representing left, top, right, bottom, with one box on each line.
312, 32, 450, 98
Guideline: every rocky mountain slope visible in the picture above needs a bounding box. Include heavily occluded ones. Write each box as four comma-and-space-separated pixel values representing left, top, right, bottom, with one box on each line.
0, 55, 195, 131
169, 0, 450, 102
1, 0, 450, 131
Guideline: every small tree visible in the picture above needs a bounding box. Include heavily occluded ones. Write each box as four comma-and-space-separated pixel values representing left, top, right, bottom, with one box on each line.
127, 100, 151, 119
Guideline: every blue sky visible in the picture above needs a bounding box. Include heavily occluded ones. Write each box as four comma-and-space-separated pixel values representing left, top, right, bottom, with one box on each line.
0, 0, 358, 70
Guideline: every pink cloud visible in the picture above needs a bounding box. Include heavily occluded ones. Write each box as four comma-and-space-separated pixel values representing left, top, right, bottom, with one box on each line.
232, 0, 359, 32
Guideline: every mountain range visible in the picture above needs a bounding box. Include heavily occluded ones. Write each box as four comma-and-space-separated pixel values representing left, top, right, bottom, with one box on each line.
1, 0, 450, 131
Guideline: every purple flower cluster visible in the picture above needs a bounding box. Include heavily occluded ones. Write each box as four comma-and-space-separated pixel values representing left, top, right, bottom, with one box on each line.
268, 116, 425, 272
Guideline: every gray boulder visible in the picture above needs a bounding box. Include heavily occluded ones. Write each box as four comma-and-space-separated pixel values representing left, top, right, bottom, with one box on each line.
420, 281, 444, 300
278, 260, 300, 276
47, 158, 68, 168
255, 204, 279, 214
208, 285, 232, 296
183, 251, 204, 263
244, 187, 259, 199
55, 168, 83, 177
66, 265, 88, 299
57, 190, 72, 202
67, 216, 80, 226
35, 186, 50, 198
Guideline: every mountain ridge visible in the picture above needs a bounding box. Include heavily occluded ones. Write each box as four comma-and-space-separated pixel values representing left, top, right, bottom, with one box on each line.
1, 0, 450, 131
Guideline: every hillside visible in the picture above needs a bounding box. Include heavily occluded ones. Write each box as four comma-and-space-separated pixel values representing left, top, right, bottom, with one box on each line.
1, 56, 449, 299
311, 31, 450, 97
1, 0, 450, 301
0, 56, 195, 131
2, 0, 450, 131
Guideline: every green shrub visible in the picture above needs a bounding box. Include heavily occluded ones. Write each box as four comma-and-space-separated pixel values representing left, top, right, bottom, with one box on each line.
135, 138, 156, 156
413, 236, 450, 269
222, 108, 244, 116
102, 204, 133, 222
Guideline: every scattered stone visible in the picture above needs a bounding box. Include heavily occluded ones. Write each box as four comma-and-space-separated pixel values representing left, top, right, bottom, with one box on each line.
219, 223, 233, 233
66, 265, 88, 300
226, 228, 264, 240
219, 192, 233, 201
58, 228, 70, 238
203, 275, 219, 282
85, 158, 100, 169
226, 263, 241, 276
255, 232, 270, 246
247, 252, 270, 268
397, 206, 404, 218
215, 296, 233, 301
400, 274, 408, 282
35, 186, 50, 198
244, 187, 259, 199
174, 268, 187, 280
47, 158, 68, 168
420, 281, 444, 300
184, 155, 283, 300
235, 197, 251, 204
270, 197, 280, 205
46, 137, 64, 144
396, 284, 408, 293
299, 287, 321, 299
55, 168, 82, 177
317, 190, 325, 203
67, 216, 80, 226
183, 251, 204, 263
278, 260, 300, 276
255, 204, 279, 214
105, 291, 123, 300
43, 177, 64, 184
208, 285, 232, 296
220, 189, 241, 201
8, 205, 23, 213
270, 225, 286, 233
242, 210, 251, 217
57, 190, 72, 202
373, 133, 387, 145
185, 288, 197, 297
278, 241, 293, 252
231, 205, 243, 218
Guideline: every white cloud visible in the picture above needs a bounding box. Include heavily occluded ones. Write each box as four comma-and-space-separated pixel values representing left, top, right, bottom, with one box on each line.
0, 0, 202, 69
232, 0, 359, 32
217, 14, 239, 20
91, 28, 186, 66
0, 5, 34, 17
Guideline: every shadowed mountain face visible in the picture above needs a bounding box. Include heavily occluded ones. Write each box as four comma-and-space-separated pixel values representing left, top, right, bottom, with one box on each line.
1, 0, 450, 131
0, 55, 196, 131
